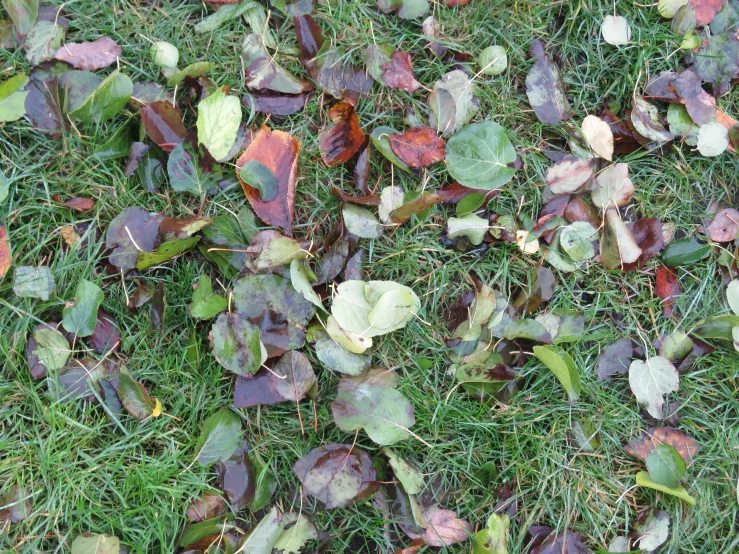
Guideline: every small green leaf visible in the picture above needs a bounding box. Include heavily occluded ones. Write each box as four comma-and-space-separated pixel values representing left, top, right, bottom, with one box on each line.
273, 512, 318, 554
314, 333, 371, 375
196, 90, 241, 161
370, 126, 412, 172
136, 236, 200, 270
693, 314, 739, 340
239, 159, 278, 201
69, 70, 133, 123
190, 275, 227, 320
24, 19, 64, 65
0, 73, 29, 122
33, 327, 70, 371
646, 443, 686, 488
635, 470, 696, 505
117, 371, 159, 420
193, 407, 243, 466
635, 509, 671, 552
290, 259, 323, 309
166, 61, 210, 87
456, 192, 486, 217
478, 45, 508, 76
447, 213, 490, 245
62, 279, 104, 337
2, 0, 38, 38
236, 506, 284, 554
149, 41, 178, 68
70, 533, 120, 554
13, 265, 54, 300
472, 513, 509, 554
249, 450, 277, 511
532, 345, 580, 404
195, 1, 259, 33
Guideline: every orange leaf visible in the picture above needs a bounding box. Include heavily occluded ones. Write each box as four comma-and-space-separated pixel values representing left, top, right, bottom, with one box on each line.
319, 102, 365, 167
389, 127, 446, 168
236, 125, 300, 236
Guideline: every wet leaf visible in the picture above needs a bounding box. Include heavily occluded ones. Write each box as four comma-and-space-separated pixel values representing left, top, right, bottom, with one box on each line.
314, 333, 371, 375
376, 0, 429, 19
447, 121, 517, 190
381, 50, 421, 91
117, 370, 159, 420
382, 447, 424, 494
195, 1, 257, 33
661, 237, 711, 265
197, 90, 241, 161
194, 407, 243, 466
190, 275, 227, 320
273, 350, 316, 403
25, 70, 66, 137
319, 101, 365, 166
370, 125, 413, 172
70, 533, 120, 554
140, 101, 186, 152
53, 36, 120, 70
69, 70, 132, 123
292, 443, 378, 509
390, 193, 444, 224
430, 70, 479, 135
525, 40, 571, 124
625, 426, 701, 466
656, 266, 680, 316
89, 309, 120, 354
0, 73, 29, 122
24, 19, 65, 66
635, 509, 670, 553
294, 13, 323, 74
646, 443, 686, 488
422, 15, 447, 57
596, 339, 633, 382
533, 345, 580, 404
707, 208, 739, 241
343, 204, 384, 239
242, 34, 310, 94
274, 512, 318, 554
629, 356, 679, 419
13, 265, 54, 300
316, 47, 373, 103
631, 96, 674, 143
514, 266, 555, 315
49, 357, 114, 402
332, 383, 415, 445
62, 279, 104, 338
389, 127, 445, 168
236, 125, 300, 235
211, 312, 264, 376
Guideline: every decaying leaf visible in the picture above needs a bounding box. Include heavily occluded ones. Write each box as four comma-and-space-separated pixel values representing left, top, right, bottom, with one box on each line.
707, 207, 739, 241
319, 101, 365, 166
581, 115, 614, 160
626, 426, 701, 466
629, 356, 679, 419
381, 50, 421, 91
407, 507, 471, 547
54, 36, 121, 70
389, 127, 446, 168
635, 510, 671, 553
525, 40, 572, 125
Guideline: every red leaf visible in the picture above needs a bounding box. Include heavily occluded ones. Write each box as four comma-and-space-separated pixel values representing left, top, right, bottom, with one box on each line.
656, 266, 680, 317
381, 51, 421, 92
435, 182, 497, 203
319, 102, 365, 167
389, 127, 446, 168
236, 125, 300, 235
140, 101, 187, 152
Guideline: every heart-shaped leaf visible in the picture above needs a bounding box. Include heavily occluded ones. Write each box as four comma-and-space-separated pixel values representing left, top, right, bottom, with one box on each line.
446, 121, 517, 190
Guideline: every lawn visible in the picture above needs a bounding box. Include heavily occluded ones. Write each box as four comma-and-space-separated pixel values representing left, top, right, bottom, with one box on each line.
1, 0, 738, 553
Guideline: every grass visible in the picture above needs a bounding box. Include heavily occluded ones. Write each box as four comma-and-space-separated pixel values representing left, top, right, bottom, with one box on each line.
1, 0, 738, 552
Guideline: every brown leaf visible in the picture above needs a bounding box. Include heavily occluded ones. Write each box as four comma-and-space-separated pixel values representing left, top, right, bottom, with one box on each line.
53, 195, 95, 212
124, 142, 150, 177
249, 309, 290, 359
242, 92, 308, 116
186, 493, 227, 522
689, 0, 727, 25
381, 50, 421, 92
389, 127, 446, 168
140, 101, 186, 152
707, 208, 739, 242
622, 218, 664, 270
435, 183, 496, 203
564, 197, 600, 229
625, 426, 701, 466
532, 531, 591, 554
597, 109, 641, 154
656, 266, 680, 317
294, 14, 323, 76
53, 37, 121, 70
319, 102, 365, 167
236, 125, 300, 235
0, 224, 10, 279
390, 193, 445, 224
89, 308, 120, 354
412, 507, 471, 547
331, 187, 381, 206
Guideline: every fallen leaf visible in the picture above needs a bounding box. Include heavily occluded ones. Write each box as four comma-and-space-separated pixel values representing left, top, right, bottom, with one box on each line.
531, 531, 591, 554
381, 50, 421, 91
193, 407, 243, 466
390, 193, 444, 224
0, 482, 32, 524
117, 370, 160, 420
70, 533, 120, 554
525, 40, 572, 124
626, 426, 701, 466
413, 507, 471, 547
242, 91, 308, 116
316, 47, 373, 103
430, 70, 479, 135
592, 163, 634, 209
656, 265, 680, 317
274, 512, 318, 554
140, 101, 186, 152
0, 225, 10, 279
236, 125, 300, 235
689, 0, 727, 25
635, 510, 671, 552
0, 73, 29, 123
596, 339, 633, 382
581, 115, 614, 160
343, 204, 384, 238
707, 208, 739, 243
294, 14, 323, 75
631, 96, 674, 143
319, 101, 365, 166
53, 195, 95, 212
210, 312, 264, 376
629, 356, 679, 419
54, 36, 121, 70
241, 34, 310, 94
533, 345, 580, 404
446, 121, 516, 190
546, 156, 598, 194
187, 493, 227, 522
376, 0, 429, 19
89, 308, 120, 354
389, 127, 445, 168
292, 443, 378, 509
196, 90, 241, 161
215, 445, 255, 511
62, 279, 104, 338
422, 16, 447, 57
601, 15, 631, 46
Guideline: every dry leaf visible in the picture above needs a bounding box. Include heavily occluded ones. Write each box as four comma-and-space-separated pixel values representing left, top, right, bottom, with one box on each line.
54, 36, 121, 70
582, 115, 614, 161
389, 127, 446, 168
319, 102, 365, 167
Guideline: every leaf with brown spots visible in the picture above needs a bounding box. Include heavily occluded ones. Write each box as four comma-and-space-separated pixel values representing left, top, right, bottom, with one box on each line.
389, 127, 446, 168
707, 208, 739, 242
626, 427, 701, 466
236, 125, 300, 236
0, 224, 9, 279
53, 37, 121, 70
319, 102, 365, 167
381, 50, 421, 92
656, 266, 680, 317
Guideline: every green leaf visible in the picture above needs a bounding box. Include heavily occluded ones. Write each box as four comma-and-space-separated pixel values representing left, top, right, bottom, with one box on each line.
2, 0, 38, 38
446, 121, 517, 190
178, 516, 237, 548
370, 126, 412, 173
646, 443, 686, 488
290, 259, 323, 309
62, 279, 104, 337
502, 318, 550, 342
24, 19, 64, 65
70, 533, 120, 554
0, 73, 29, 122
325, 314, 373, 354
693, 314, 739, 340
0, 168, 9, 203
456, 192, 486, 217
447, 213, 490, 245
727, 279, 739, 316
381, 447, 424, 494
193, 407, 243, 466
479, 45, 508, 76
254, 234, 306, 270
194, 0, 258, 33
167, 142, 215, 196
472, 513, 510, 554
69, 70, 133, 123
635, 509, 671, 552
190, 275, 228, 320
628, 356, 679, 419
210, 312, 264, 376
149, 41, 178, 68
33, 327, 70, 370
249, 450, 277, 511
635, 470, 696, 505
93, 123, 133, 160
236, 506, 285, 554
135, 236, 200, 270
376, 0, 429, 20
662, 237, 711, 265
342, 204, 384, 239
315, 332, 372, 375
166, 61, 210, 87
332, 383, 415, 445
667, 104, 699, 146
196, 90, 241, 161
559, 222, 597, 261
117, 371, 158, 420
532, 345, 580, 404
13, 265, 54, 300
273, 512, 318, 554
239, 159, 278, 201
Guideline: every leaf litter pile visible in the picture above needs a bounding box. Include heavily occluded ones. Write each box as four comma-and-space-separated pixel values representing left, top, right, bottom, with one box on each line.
1, 0, 739, 553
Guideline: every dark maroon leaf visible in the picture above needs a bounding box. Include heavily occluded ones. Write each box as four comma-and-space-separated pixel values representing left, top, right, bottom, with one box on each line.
105, 207, 163, 269
656, 266, 680, 317
541, 195, 571, 220
294, 14, 323, 76
186, 493, 227, 522
242, 92, 308, 116
151, 282, 166, 328
215, 445, 255, 511
234, 370, 284, 408
645, 71, 679, 101
53, 195, 95, 212
354, 138, 370, 192
316, 49, 372, 104
128, 281, 156, 309
25, 75, 67, 138
344, 248, 364, 281
140, 101, 187, 152
436, 182, 496, 203
596, 339, 633, 382
565, 197, 600, 229
381, 50, 421, 92
317, 237, 350, 284
597, 109, 642, 154
331, 187, 381, 206
89, 308, 120, 354
125, 142, 150, 177
249, 309, 290, 359
622, 218, 664, 270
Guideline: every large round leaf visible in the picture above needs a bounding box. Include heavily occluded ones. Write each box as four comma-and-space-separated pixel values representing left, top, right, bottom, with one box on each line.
446, 121, 516, 190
